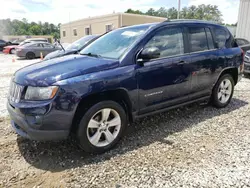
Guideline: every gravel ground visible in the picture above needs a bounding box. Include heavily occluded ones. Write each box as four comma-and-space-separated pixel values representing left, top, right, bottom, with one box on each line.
0, 53, 250, 187
0, 53, 39, 117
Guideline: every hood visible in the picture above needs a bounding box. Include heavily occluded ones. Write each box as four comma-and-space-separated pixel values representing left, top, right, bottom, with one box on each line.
44, 49, 77, 60
14, 54, 119, 86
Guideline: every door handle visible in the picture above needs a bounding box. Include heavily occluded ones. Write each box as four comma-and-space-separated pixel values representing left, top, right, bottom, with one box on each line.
177, 61, 185, 65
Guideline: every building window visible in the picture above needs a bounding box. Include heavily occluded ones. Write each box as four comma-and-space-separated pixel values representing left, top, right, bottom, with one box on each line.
85, 27, 90, 35
73, 29, 77, 36
106, 24, 112, 32
63, 31, 66, 37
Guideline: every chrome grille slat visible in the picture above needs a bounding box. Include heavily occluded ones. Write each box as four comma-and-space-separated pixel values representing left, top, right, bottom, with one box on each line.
8, 82, 23, 103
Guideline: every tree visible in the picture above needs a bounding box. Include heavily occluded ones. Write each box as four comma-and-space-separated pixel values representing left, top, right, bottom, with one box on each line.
145, 8, 158, 16
125, 8, 144, 15
125, 4, 223, 23
167, 7, 178, 19
0, 18, 60, 38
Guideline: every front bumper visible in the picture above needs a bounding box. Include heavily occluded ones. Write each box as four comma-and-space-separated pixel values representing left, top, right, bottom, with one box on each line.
7, 102, 69, 141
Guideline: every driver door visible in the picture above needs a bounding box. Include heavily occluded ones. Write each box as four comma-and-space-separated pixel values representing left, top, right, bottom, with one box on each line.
136, 26, 193, 115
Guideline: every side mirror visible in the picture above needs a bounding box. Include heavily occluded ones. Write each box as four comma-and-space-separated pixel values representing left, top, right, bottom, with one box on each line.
138, 47, 160, 62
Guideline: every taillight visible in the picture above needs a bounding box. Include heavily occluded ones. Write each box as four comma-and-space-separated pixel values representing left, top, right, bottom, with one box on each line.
240, 48, 244, 72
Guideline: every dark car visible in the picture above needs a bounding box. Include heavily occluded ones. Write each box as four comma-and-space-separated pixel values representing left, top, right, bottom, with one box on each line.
235, 38, 250, 52
244, 50, 250, 76
44, 35, 99, 60
7, 20, 244, 153
0, 39, 19, 51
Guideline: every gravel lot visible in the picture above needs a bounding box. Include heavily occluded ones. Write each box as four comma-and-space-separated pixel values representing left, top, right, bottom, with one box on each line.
0, 53, 250, 187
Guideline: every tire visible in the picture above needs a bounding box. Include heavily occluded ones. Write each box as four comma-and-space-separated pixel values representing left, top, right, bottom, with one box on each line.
244, 73, 250, 79
211, 74, 234, 108
26, 52, 35, 59
76, 101, 127, 153
10, 48, 15, 54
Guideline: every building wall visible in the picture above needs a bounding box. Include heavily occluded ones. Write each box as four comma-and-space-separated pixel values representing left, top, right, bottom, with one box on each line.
60, 14, 119, 43
236, 0, 250, 41
120, 13, 166, 27
60, 13, 167, 43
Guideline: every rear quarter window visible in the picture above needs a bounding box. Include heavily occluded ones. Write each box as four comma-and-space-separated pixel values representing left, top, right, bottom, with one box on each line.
214, 27, 231, 48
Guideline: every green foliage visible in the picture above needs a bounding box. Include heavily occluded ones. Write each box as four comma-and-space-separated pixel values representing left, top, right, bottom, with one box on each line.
125, 4, 223, 23
0, 18, 60, 39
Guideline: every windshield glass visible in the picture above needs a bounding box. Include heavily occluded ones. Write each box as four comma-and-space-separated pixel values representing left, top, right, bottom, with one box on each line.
80, 25, 151, 59
66, 35, 97, 51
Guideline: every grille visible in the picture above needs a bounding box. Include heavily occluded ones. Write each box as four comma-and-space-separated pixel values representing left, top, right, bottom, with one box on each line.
9, 82, 24, 103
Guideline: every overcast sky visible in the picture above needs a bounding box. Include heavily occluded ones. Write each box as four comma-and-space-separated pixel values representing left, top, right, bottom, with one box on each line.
0, 0, 240, 24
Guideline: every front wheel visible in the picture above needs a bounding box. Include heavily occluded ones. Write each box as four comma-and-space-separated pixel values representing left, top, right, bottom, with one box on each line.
211, 74, 234, 108
76, 101, 127, 153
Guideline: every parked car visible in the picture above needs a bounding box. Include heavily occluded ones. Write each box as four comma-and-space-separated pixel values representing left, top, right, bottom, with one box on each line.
7, 20, 244, 153
15, 42, 60, 59
0, 39, 19, 51
44, 35, 99, 60
235, 38, 250, 52
3, 38, 49, 54
244, 50, 250, 76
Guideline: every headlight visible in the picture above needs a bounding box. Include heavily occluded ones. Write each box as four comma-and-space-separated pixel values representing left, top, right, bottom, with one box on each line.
25, 86, 59, 100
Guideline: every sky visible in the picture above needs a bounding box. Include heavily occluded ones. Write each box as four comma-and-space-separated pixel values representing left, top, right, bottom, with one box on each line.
0, 0, 240, 24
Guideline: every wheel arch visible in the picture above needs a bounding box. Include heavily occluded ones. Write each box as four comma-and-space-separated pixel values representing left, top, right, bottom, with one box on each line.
214, 67, 238, 87
71, 88, 133, 134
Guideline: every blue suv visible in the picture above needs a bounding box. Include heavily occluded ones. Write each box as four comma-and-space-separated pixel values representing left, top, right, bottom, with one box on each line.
7, 20, 244, 153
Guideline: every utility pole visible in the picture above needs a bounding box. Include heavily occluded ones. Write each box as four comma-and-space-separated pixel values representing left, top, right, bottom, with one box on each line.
177, 0, 181, 19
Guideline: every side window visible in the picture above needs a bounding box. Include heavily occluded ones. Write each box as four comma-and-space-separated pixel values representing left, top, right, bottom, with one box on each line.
0, 40, 5, 44
189, 27, 208, 52
243, 39, 250, 44
43, 43, 53, 48
214, 28, 227, 48
205, 28, 214, 49
30, 43, 40, 47
145, 27, 184, 58
236, 39, 245, 46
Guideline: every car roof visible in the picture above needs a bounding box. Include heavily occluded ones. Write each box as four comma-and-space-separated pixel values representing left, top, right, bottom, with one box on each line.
121, 19, 224, 31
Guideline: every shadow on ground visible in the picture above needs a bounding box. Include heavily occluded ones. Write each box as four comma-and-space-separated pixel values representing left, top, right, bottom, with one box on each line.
17, 98, 248, 172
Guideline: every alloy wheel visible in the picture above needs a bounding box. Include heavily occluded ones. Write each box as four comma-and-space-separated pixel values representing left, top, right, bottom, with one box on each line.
87, 108, 121, 147
217, 78, 232, 104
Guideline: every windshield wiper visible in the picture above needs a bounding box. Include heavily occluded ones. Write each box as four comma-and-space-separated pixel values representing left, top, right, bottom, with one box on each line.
81, 52, 102, 58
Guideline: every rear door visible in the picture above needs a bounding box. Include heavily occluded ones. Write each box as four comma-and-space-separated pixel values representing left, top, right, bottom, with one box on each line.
186, 26, 220, 99
29, 43, 44, 57
42, 43, 55, 56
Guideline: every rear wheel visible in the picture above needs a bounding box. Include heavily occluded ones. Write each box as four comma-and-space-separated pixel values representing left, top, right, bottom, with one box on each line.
211, 74, 234, 108
26, 52, 35, 59
10, 48, 16, 54
76, 101, 127, 153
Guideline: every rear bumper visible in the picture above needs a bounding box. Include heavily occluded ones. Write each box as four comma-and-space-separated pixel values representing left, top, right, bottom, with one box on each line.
7, 102, 69, 141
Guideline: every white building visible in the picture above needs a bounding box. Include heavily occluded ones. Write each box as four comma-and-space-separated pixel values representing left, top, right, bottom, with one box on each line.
236, 0, 250, 41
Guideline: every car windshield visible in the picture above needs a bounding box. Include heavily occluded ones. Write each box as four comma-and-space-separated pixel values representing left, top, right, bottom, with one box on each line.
66, 35, 97, 51
80, 25, 151, 59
